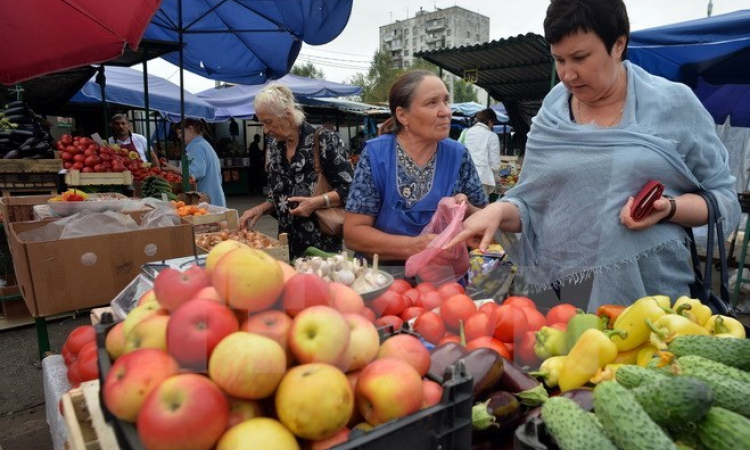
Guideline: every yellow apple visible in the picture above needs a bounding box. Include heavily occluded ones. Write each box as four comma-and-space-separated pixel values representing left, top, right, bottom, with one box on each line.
355, 357, 423, 426
123, 301, 168, 336
123, 315, 169, 353
337, 313, 380, 372
204, 240, 249, 275
216, 417, 299, 450
105, 322, 126, 360
212, 248, 284, 312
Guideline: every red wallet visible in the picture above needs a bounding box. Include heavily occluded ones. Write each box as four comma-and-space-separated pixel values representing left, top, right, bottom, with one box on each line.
631, 180, 664, 221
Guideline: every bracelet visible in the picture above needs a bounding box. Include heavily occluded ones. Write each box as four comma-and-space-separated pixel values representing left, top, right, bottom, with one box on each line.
658, 195, 676, 224
322, 193, 331, 208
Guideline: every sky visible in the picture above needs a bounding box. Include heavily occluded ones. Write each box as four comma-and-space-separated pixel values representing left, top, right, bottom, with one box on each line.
141, 0, 748, 93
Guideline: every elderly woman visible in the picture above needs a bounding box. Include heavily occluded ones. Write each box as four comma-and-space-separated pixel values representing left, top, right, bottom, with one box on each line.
239, 84, 353, 260
446, 0, 740, 310
345, 70, 487, 279
162, 118, 225, 207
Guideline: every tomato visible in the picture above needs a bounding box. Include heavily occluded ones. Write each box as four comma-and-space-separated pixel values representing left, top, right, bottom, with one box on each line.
389, 278, 412, 294
437, 334, 461, 346
549, 322, 567, 332
374, 315, 403, 331
64, 325, 96, 356
437, 282, 464, 298
413, 311, 446, 345
491, 304, 529, 343
478, 302, 499, 316
503, 296, 537, 310
60, 151, 72, 161
419, 290, 442, 311
515, 331, 540, 367
440, 294, 477, 330
463, 312, 492, 342
369, 290, 406, 318
415, 282, 436, 294
76, 348, 99, 382
545, 303, 578, 327
522, 307, 547, 332
66, 360, 81, 387
60, 134, 73, 145
465, 336, 511, 359
400, 306, 425, 322
61, 343, 76, 367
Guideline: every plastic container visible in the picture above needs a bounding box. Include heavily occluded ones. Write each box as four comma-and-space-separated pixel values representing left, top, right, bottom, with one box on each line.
47, 193, 128, 217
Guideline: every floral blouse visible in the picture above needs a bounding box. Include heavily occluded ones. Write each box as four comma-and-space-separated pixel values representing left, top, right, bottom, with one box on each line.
266, 123, 353, 259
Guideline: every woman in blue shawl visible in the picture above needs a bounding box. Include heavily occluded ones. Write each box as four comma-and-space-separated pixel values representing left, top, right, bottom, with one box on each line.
446, 0, 740, 311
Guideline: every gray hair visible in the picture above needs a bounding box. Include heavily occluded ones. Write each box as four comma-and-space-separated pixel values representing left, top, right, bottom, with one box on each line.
254, 84, 305, 126
110, 113, 129, 123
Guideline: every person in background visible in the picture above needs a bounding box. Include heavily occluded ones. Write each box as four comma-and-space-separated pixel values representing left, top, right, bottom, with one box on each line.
239, 84, 353, 260
344, 70, 487, 277
248, 133, 266, 194
162, 118, 226, 207
463, 108, 501, 196
108, 113, 160, 168
445, 0, 740, 311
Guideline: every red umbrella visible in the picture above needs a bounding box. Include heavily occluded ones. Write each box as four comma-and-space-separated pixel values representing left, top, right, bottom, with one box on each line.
0, 0, 162, 85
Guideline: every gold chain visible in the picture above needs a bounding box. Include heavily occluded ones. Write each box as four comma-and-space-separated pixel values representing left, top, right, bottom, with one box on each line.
576, 98, 624, 127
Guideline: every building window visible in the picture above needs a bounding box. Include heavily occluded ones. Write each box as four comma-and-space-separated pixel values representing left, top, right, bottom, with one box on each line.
447, 29, 451, 36
413, 37, 417, 46
405, 28, 409, 36
466, 31, 470, 38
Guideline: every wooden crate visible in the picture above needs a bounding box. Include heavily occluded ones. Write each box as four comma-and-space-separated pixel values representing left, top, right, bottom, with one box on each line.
185, 209, 240, 231
196, 232, 289, 262
0, 193, 53, 223
0, 159, 62, 191
65, 170, 133, 186
0, 158, 62, 173
62, 380, 119, 450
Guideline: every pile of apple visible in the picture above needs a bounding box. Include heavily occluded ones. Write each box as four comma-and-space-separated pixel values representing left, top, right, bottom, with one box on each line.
98, 240, 445, 450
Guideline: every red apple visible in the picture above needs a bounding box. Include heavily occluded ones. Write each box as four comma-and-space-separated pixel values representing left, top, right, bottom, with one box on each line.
208, 331, 286, 400
189, 286, 223, 304
309, 427, 350, 450
212, 248, 284, 312
338, 313, 380, 372
421, 379, 444, 408
103, 349, 180, 422
275, 363, 353, 440
360, 307, 376, 323
227, 397, 264, 429
153, 265, 211, 311
355, 358, 423, 426
377, 333, 431, 377
242, 309, 293, 362
329, 281, 365, 315
137, 373, 229, 450
280, 273, 331, 317
166, 299, 239, 371
288, 306, 350, 365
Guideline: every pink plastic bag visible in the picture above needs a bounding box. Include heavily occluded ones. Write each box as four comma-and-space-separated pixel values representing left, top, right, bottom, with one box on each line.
405, 197, 470, 284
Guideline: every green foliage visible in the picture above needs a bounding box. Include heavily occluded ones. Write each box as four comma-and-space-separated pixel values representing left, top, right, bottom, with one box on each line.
453, 77, 479, 103
290, 62, 325, 79
346, 51, 401, 104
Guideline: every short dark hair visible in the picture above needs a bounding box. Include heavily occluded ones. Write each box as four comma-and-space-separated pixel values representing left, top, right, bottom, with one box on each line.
386, 70, 439, 135
543, 0, 630, 59
475, 108, 497, 126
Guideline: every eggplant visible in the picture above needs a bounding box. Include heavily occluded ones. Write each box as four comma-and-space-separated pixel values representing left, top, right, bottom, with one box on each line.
519, 388, 594, 425
472, 390, 522, 433
457, 348, 504, 398
499, 357, 548, 406
428, 342, 468, 383
4, 101, 28, 109
3, 150, 20, 159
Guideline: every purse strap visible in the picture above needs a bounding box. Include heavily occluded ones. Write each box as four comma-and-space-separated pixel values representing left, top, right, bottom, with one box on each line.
312, 127, 324, 175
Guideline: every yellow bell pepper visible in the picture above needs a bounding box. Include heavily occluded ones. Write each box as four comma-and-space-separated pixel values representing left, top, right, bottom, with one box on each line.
612, 345, 642, 365
636, 344, 659, 367
646, 314, 710, 349
704, 315, 747, 339
529, 355, 567, 388
652, 295, 672, 310
673, 296, 712, 326
558, 328, 627, 392
612, 296, 667, 351
589, 363, 623, 384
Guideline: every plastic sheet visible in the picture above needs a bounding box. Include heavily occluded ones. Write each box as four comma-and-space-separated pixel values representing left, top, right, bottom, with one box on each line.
42, 355, 71, 450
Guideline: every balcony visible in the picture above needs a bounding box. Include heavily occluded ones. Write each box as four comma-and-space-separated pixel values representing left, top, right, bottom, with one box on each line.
425, 19, 446, 32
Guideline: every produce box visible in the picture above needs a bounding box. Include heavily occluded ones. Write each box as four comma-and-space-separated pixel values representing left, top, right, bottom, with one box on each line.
185, 208, 240, 232
61, 380, 119, 450
0, 158, 62, 191
195, 230, 289, 262
65, 170, 133, 186
0, 193, 53, 224
8, 211, 195, 316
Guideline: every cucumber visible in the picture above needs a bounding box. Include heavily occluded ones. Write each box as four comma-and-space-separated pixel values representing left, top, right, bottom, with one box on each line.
541, 396, 618, 450
305, 246, 338, 258
615, 364, 670, 388
594, 381, 678, 450
677, 359, 750, 417
631, 376, 713, 429
668, 335, 750, 371
697, 407, 750, 450
677, 355, 750, 385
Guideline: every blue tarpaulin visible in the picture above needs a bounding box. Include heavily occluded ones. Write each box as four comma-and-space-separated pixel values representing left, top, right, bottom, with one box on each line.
69, 66, 216, 120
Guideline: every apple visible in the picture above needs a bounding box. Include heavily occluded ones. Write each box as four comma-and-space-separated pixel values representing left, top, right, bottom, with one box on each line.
376, 333, 431, 377
216, 417, 300, 450
122, 301, 168, 338
166, 299, 239, 371
190, 286, 223, 304
227, 397, 264, 429
345, 370, 364, 426
421, 379, 444, 408
208, 331, 286, 400
288, 306, 350, 365
137, 373, 229, 450
309, 428, 350, 450
204, 239, 249, 275
338, 313, 380, 372
275, 363, 353, 440
361, 307, 376, 323
241, 309, 293, 362
280, 273, 331, 317
356, 357, 423, 426
137, 289, 157, 306
212, 248, 284, 312
105, 322, 126, 360
103, 348, 179, 422
123, 315, 169, 353
153, 265, 211, 311
329, 281, 365, 315
277, 259, 297, 282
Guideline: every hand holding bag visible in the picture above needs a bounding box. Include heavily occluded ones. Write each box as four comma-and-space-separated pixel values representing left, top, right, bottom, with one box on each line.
311, 129, 346, 238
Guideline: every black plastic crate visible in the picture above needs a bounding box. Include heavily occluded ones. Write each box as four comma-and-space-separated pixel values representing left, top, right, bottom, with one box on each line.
739, 191, 750, 213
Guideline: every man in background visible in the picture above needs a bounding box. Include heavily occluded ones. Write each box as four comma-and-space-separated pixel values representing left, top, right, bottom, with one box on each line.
109, 113, 160, 168
462, 108, 501, 195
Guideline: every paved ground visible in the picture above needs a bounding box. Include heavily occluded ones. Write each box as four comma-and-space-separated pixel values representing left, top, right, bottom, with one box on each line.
0, 193, 273, 450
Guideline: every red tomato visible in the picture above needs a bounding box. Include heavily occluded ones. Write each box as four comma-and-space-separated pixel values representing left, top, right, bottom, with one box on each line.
478, 302, 499, 316
61, 343, 76, 367
515, 331, 540, 367
440, 294, 477, 330
60, 134, 73, 145
503, 296, 537, 309
413, 311, 446, 345
403, 288, 421, 307
66, 360, 81, 387
64, 325, 96, 356
419, 290, 443, 312
491, 305, 529, 343
463, 313, 492, 342
437, 334, 461, 346
522, 307, 547, 332
400, 306, 425, 322
549, 322, 568, 332
545, 304, 578, 326
415, 282, 436, 294
389, 279, 412, 294
369, 290, 406, 318
466, 336, 511, 359
374, 315, 403, 331
76, 345, 99, 382
437, 282, 465, 298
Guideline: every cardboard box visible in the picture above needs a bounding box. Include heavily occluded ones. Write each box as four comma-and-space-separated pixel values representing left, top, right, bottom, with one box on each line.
8, 212, 195, 317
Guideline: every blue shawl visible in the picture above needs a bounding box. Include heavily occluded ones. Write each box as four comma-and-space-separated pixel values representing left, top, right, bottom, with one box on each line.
502, 61, 740, 306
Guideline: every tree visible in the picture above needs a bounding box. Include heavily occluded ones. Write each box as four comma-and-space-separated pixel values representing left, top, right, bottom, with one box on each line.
346, 51, 402, 104
290, 62, 325, 79
452, 77, 479, 103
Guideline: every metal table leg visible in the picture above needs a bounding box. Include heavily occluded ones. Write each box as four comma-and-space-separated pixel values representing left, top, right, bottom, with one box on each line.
35, 317, 50, 360
732, 216, 750, 305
